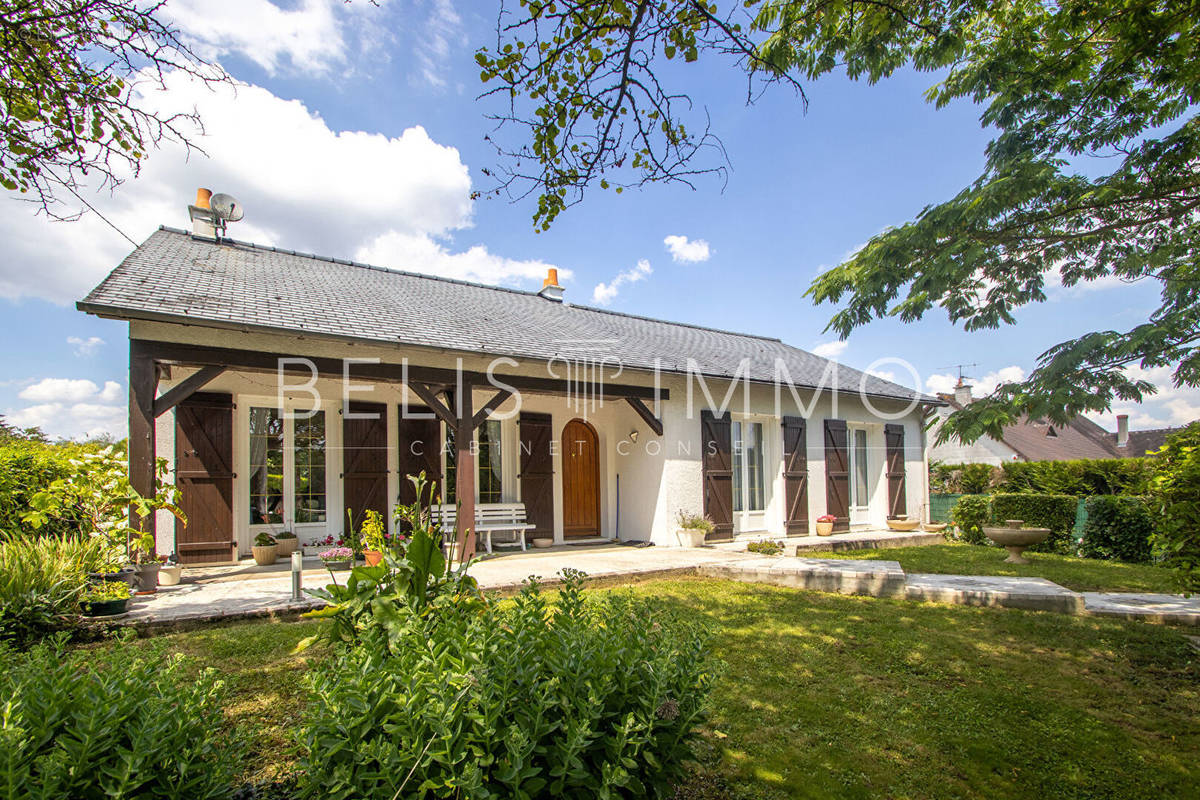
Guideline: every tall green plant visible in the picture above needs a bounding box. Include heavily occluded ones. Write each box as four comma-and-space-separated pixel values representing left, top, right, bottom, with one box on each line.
298, 571, 716, 799
949, 495, 990, 546
1149, 423, 1200, 594
0, 533, 117, 646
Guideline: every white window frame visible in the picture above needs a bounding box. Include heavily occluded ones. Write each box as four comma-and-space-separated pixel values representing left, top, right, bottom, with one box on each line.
848, 423, 871, 526
731, 414, 772, 533
442, 419, 510, 505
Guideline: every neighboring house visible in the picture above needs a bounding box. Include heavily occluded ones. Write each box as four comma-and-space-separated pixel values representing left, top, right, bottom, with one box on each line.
930, 382, 1186, 465
79, 194, 941, 564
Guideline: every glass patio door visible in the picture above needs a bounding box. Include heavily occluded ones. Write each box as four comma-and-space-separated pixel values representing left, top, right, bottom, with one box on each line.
848, 425, 870, 525
732, 419, 766, 533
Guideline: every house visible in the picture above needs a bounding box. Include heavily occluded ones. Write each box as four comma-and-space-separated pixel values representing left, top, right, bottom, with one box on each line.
929, 382, 1184, 465
78, 191, 941, 564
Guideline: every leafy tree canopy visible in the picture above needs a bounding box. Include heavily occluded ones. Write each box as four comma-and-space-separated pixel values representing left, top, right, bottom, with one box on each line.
478, 1, 1200, 441
0, 0, 223, 217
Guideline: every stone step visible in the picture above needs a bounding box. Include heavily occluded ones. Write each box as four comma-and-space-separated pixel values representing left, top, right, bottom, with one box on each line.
791, 532, 946, 553
1082, 592, 1200, 626
699, 556, 906, 598
904, 573, 1085, 614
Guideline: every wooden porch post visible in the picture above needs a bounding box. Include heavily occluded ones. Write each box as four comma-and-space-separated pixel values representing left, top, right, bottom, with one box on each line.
128, 340, 157, 553
454, 380, 476, 561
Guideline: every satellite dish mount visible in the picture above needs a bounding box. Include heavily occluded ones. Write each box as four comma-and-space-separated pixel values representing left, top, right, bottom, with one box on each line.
188, 190, 244, 240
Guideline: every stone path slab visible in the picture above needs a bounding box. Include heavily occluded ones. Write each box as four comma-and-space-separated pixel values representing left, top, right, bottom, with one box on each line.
905, 573, 1085, 614
699, 556, 906, 597
1082, 592, 1200, 626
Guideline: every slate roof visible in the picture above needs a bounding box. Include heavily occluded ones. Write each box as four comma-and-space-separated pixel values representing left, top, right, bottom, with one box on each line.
79, 227, 933, 402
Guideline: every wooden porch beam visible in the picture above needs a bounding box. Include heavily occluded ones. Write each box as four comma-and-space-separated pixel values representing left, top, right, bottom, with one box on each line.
451, 382, 477, 563
472, 389, 513, 429
406, 381, 458, 427
131, 339, 669, 401
153, 366, 225, 418
625, 397, 664, 437
128, 340, 158, 555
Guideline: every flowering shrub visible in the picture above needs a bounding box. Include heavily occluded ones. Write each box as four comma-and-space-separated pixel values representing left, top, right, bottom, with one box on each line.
318, 547, 353, 562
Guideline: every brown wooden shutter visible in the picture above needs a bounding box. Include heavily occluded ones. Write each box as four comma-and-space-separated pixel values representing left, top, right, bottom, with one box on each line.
397, 407, 442, 513
342, 401, 388, 535
781, 416, 809, 535
175, 392, 235, 564
885, 423, 907, 518
824, 419, 850, 532
701, 410, 733, 541
519, 412, 555, 539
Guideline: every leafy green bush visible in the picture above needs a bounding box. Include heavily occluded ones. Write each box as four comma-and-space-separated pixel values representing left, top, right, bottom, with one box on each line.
0, 636, 235, 799
1079, 496, 1156, 563
1000, 458, 1155, 496
949, 495, 990, 545
989, 493, 1079, 553
0, 533, 118, 646
298, 571, 716, 800
746, 540, 784, 555
0, 439, 86, 539
1150, 423, 1200, 593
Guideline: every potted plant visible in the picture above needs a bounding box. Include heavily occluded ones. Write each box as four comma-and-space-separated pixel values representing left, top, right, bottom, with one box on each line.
319, 546, 354, 571
275, 530, 298, 557
82, 580, 132, 617
816, 514, 837, 536
359, 509, 387, 566
676, 511, 714, 547
252, 532, 279, 566
158, 557, 183, 586
129, 529, 162, 593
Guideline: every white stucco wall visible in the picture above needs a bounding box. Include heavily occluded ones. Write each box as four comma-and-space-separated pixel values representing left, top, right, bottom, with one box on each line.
134, 321, 932, 555
927, 407, 1020, 466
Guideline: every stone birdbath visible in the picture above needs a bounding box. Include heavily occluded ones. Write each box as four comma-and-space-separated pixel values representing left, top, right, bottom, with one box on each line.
983, 519, 1050, 564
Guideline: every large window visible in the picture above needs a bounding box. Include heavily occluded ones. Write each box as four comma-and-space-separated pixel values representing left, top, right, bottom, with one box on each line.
294, 411, 327, 523
732, 420, 765, 513
444, 421, 504, 504
248, 408, 283, 525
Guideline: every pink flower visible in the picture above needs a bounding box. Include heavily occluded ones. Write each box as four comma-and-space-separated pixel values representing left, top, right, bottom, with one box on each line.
318, 547, 353, 561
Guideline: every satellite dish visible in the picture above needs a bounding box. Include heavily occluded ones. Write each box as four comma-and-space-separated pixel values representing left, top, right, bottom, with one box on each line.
210, 193, 243, 222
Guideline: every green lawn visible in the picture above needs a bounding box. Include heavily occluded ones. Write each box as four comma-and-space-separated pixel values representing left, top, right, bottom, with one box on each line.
801, 542, 1179, 594
98, 577, 1198, 799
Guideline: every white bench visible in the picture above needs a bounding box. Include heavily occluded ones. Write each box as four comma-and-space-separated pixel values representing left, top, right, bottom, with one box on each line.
433, 502, 534, 554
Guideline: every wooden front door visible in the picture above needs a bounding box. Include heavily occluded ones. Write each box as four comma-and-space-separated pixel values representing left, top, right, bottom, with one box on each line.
561, 418, 599, 538
175, 393, 236, 564
519, 413, 554, 540
343, 401, 387, 535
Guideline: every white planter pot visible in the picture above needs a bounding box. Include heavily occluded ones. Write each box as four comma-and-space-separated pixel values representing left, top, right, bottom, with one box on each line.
158, 565, 183, 586
676, 528, 708, 548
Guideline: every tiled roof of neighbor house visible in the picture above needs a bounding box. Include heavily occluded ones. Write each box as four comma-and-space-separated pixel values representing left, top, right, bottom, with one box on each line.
1123, 427, 1176, 457
938, 393, 1121, 461
79, 227, 933, 402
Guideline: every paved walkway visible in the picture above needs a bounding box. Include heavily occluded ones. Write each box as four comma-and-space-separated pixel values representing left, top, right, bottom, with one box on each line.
105, 545, 1200, 629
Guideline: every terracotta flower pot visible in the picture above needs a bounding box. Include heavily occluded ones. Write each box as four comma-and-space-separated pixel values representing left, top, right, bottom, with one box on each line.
816, 521, 835, 536
363, 550, 383, 566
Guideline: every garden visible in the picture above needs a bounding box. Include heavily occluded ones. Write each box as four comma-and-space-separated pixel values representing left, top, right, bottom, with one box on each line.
2, 422, 1200, 799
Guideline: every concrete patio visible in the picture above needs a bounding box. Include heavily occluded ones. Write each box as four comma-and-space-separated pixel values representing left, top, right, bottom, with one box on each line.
105, 542, 1200, 629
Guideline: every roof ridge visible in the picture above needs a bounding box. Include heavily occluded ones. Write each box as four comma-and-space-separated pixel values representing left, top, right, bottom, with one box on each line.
153, 226, 784, 344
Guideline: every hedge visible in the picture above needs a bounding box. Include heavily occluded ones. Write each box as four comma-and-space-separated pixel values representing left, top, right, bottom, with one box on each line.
949, 495, 990, 545
0, 440, 91, 539
930, 457, 1155, 497
990, 493, 1079, 554
1079, 496, 1155, 563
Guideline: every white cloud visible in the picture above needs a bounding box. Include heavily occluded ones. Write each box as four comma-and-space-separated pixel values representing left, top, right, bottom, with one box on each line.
663, 235, 711, 264
9, 379, 125, 440
592, 259, 652, 305
925, 366, 1026, 398
416, 0, 464, 88
812, 340, 848, 359
0, 70, 558, 304
355, 231, 568, 286
67, 336, 105, 357
165, 0, 348, 76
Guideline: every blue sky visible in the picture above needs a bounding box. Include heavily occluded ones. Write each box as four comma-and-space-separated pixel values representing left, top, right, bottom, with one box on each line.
0, 0, 1184, 439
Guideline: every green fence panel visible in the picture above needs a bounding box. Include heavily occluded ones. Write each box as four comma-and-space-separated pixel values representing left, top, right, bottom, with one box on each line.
929, 493, 963, 523
1073, 497, 1088, 540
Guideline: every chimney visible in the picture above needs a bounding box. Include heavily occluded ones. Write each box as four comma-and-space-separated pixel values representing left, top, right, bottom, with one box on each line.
954, 382, 973, 407
538, 267, 564, 302
1116, 414, 1129, 448
188, 187, 216, 238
